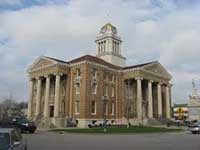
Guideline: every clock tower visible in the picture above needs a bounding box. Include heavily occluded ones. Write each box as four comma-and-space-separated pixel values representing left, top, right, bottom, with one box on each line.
95, 23, 126, 67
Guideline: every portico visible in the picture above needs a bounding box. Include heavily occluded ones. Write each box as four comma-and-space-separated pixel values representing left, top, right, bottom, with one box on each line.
27, 57, 69, 127
123, 62, 172, 124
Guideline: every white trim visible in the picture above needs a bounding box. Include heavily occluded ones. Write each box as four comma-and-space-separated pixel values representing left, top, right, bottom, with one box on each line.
70, 60, 121, 72
122, 67, 140, 73
141, 61, 172, 79
28, 56, 69, 73
141, 69, 171, 80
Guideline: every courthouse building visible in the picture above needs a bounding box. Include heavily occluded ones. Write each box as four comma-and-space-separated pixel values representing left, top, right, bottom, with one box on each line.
27, 23, 172, 128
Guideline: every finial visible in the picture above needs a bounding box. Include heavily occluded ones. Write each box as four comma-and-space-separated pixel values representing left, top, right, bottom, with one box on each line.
106, 12, 112, 23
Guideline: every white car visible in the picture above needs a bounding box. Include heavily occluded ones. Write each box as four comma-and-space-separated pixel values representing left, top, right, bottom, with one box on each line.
188, 121, 200, 134
0, 128, 27, 150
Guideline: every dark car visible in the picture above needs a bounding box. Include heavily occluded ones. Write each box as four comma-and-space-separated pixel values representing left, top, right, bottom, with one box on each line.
0, 128, 27, 150
11, 117, 37, 134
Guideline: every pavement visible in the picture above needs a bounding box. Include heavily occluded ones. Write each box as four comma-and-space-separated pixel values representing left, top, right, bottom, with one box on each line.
25, 130, 200, 150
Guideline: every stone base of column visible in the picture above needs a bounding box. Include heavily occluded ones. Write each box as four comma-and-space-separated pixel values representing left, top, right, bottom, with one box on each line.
52, 117, 65, 128
146, 118, 171, 126
27, 115, 34, 121
121, 118, 148, 126
42, 117, 52, 128
77, 119, 90, 128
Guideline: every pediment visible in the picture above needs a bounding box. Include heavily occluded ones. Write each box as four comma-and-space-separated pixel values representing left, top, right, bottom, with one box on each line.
28, 56, 57, 72
142, 62, 172, 79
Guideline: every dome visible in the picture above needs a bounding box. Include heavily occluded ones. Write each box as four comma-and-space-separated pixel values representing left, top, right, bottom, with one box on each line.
100, 23, 117, 34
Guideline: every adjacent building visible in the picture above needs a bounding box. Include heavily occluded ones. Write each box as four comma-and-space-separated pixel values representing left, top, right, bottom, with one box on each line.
27, 23, 172, 128
188, 80, 200, 121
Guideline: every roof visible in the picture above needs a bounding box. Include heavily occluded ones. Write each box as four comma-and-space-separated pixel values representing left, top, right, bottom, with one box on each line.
123, 61, 157, 70
174, 103, 188, 107
0, 128, 14, 133
45, 56, 69, 64
69, 55, 122, 69
43, 55, 157, 70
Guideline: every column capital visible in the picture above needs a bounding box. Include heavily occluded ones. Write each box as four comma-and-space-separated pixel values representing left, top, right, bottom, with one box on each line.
29, 78, 34, 81
148, 80, 154, 83
54, 73, 63, 76
168, 83, 173, 87
44, 74, 51, 78
135, 77, 143, 80
157, 82, 163, 86
35, 77, 42, 80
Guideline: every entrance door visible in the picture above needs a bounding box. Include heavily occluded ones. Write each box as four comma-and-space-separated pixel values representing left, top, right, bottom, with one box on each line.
50, 106, 54, 118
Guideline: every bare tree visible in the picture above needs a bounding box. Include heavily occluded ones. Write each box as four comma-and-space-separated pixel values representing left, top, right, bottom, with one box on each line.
124, 80, 134, 128
0, 95, 28, 120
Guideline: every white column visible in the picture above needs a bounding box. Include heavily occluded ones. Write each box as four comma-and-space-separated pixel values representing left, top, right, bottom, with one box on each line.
157, 83, 162, 117
165, 85, 171, 119
28, 79, 33, 119
44, 75, 50, 118
148, 80, 153, 118
136, 77, 143, 120
35, 78, 41, 117
54, 74, 61, 118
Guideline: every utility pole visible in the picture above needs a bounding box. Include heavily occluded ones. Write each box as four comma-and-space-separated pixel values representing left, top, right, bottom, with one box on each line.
126, 80, 132, 128
102, 95, 107, 132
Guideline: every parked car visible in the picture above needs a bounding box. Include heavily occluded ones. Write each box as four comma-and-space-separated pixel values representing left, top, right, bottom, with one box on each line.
188, 121, 200, 134
11, 117, 37, 134
88, 120, 113, 128
0, 128, 27, 150
66, 117, 77, 127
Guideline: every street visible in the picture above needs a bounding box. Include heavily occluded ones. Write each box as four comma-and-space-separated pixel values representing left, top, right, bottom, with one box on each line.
25, 130, 200, 150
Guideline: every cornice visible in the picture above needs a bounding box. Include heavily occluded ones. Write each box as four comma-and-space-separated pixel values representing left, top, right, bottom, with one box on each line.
28, 63, 69, 73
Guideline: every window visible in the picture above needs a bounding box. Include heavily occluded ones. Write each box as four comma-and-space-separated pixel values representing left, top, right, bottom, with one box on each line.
92, 83, 97, 94
105, 103, 108, 115
91, 68, 97, 77
98, 43, 100, 54
111, 87, 115, 97
106, 75, 109, 81
91, 101, 96, 114
75, 83, 80, 94
76, 68, 81, 77
75, 101, 80, 114
112, 75, 116, 82
103, 41, 106, 52
111, 103, 115, 115
104, 85, 108, 96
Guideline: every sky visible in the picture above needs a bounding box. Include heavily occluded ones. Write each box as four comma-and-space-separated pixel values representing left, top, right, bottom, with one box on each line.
0, 0, 200, 104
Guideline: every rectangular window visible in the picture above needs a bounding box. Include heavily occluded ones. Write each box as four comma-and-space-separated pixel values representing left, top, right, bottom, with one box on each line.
112, 75, 116, 82
111, 87, 115, 97
76, 68, 81, 77
91, 101, 96, 114
75, 83, 80, 94
104, 85, 108, 96
92, 84, 97, 94
91, 68, 97, 77
105, 103, 108, 115
75, 101, 80, 114
111, 103, 115, 115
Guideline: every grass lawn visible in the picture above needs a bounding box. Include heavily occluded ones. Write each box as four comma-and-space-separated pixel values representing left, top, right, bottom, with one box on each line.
51, 126, 183, 134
